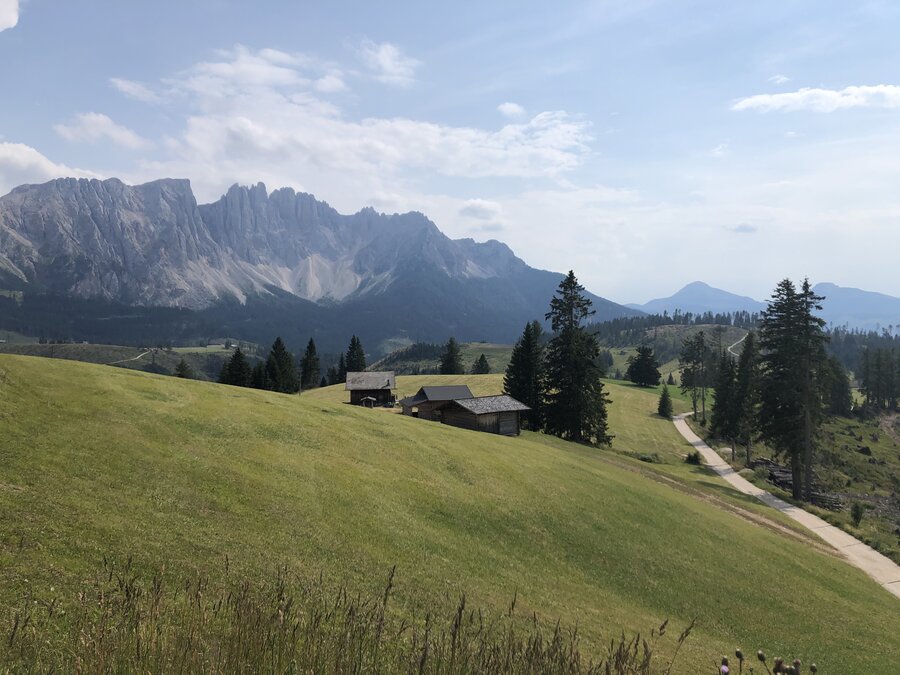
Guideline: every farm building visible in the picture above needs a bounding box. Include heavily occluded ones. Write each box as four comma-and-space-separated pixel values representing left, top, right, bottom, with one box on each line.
441, 395, 530, 436
399, 385, 474, 420
345, 371, 396, 406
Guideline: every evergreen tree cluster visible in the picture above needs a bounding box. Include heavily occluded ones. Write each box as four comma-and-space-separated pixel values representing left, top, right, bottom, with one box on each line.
504, 272, 612, 445
706, 279, 847, 502
470, 353, 491, 374
859, 348, 899, 410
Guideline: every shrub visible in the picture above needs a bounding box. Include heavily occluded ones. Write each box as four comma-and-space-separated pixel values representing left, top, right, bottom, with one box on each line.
685, 450, 702, 465
851, 501, 865, 527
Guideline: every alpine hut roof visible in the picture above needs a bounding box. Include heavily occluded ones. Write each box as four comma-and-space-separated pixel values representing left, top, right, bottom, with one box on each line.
399, 385, 474, 407
450, 395, 530, 414
345, 371, 396, 391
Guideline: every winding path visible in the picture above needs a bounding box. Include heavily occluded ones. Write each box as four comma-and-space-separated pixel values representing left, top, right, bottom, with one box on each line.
672, 413, 900, 600
726, 332, 748, 357
107, 349, 152, 365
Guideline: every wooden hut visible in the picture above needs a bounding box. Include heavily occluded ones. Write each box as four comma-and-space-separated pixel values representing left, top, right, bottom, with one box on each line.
345, 371, 396, 406
398, 385, 474, 421
441, 395, 530, 436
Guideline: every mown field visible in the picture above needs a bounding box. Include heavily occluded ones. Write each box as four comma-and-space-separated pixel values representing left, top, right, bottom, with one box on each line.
1, 355, 897, 672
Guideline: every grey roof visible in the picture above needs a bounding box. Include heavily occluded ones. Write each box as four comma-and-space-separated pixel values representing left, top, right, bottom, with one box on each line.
399, 385, 474, 407
450, 395, 530, 415
345, 371, 396, 391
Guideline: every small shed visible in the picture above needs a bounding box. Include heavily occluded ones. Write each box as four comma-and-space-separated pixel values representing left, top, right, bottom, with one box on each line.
398, 385, 474, 421
345, 371, 396, 406
441, 395, 530, 436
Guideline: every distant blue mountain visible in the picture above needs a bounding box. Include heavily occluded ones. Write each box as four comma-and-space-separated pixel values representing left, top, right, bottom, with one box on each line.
813, 283, 900, 331
626, 280, 900, 331
626, 281, 766, 316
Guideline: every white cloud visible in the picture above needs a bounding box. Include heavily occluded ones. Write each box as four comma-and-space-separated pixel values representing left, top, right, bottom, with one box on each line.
0, 142, 100, 194
733, 84, 900, 113
54, 113, 151, 150
314, 73, 346, 93
358, 39, 421, 87
768, 74, 790, 85
497, 102, 526, 118
128, 47, 591, 203
0, 0, 17, 31
110, 78, 162, 103
459, 198, 502, 220
711, 143, 729, 157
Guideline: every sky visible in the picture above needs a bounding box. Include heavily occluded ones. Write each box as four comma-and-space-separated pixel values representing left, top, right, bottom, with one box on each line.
1, 0, 899, 304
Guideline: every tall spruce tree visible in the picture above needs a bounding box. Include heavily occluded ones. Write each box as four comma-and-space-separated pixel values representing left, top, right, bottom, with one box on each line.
251, 361, 269, 390
733, 331, 760, 466
345, 336, 367, 373
679, 331, 709, 421
439, 337, 465, 375
758, 279, 828, 501
220, 347, 252, 387
625, 345, 661, 387
300, 338, 321, 390
710, 352, 739, 460
543, 271, 612, 445
337, 354, 348, 384
504, 320, 546, 430
471, 354, 491, 374
266, 337, 299, 393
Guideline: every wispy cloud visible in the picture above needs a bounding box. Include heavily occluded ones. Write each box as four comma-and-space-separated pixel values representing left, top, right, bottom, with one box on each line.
768, 74, 790, 85
358, 39, 421, 87
711, 143, 729, 158
497, 102, 526, 118
459, 198, 502, 220
729, 223, 757, 234
733, 84, 900, 112
0, 0, 17, 32
54, 113, 151, 150
110, 78, 162, 104
0, 142, 100, 194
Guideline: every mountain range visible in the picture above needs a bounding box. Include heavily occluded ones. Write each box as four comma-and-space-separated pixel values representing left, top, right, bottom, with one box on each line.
0, 177, 639, 352
628, 281, 900, 330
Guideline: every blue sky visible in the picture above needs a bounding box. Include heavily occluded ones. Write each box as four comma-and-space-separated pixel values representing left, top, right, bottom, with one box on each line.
1, 0, 899, 303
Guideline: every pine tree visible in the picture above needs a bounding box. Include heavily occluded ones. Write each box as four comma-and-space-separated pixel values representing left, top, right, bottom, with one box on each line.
666, 372, 675, 386
175, 357, 193, 379
471, 353, 491, 374
710, 352, 739, 460
758, 279, 828, 501
543, 271, 612, 445
320, 375, 328, 388
657, 384, 673, 419
337, 354, 347, 384
345, 335, 367, 373
823, 355, 852, 416
733, 331, 760, 466
300, 338, 321, 390
439, 337, 465, 375
220, 348, 252, 387
679, 331, 709, 421
251, 361, 268, 389
625, 346, 661, 387
504, 320, 546, 430
265, 337, 299, 393
326, 365, 340, 386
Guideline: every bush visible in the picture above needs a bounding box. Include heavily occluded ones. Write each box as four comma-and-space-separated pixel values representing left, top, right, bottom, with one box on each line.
851, 501, 865, 527
753, 465, 769, 482
685, 450, 702, 465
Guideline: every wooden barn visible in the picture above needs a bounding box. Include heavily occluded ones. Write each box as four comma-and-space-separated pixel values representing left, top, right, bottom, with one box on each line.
398, 385, 474, 421
441, 395, 530, 436
345, 371, 396, 406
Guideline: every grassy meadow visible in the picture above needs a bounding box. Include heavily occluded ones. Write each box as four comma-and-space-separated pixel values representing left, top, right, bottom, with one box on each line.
1, 355, 898, 671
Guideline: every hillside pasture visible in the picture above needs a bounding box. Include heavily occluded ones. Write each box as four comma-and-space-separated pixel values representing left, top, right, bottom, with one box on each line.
0, 356, 897, 672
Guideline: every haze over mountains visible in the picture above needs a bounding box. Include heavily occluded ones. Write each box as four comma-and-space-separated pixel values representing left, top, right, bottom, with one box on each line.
629, 281, 900, 331
0, 177, 638, 350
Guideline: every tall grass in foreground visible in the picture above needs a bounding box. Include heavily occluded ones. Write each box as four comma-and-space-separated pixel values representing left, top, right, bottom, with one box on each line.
3, 558, 697, 674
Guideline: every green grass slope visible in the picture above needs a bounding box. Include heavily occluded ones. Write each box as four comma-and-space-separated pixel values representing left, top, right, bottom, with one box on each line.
1, 355, 897, 671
